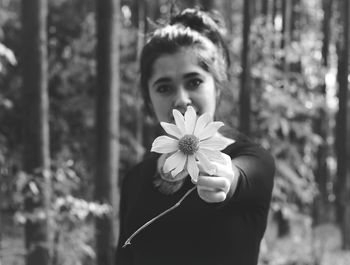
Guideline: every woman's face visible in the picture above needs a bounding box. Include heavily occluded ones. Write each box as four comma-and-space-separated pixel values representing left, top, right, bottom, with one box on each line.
148, 49, 218, 123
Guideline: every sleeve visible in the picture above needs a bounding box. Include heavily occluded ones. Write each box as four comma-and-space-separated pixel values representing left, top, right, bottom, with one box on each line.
115, 174, 133, 265
225, 141, 275, 209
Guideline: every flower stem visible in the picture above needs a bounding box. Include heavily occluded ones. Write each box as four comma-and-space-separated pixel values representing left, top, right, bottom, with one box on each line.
122, 186, 196, 248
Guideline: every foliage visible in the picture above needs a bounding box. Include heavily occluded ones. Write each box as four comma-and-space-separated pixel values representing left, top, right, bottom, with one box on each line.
6, 161, 111, 265
247, 14, 327, 219
0, 1, 20, 199
216, 9, 325, 223
0, 41, 16, 169
0, 1, 144, 263
48, 0, 143, 184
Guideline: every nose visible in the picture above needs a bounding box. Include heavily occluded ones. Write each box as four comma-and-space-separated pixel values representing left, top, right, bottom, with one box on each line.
174, 87, 191, 114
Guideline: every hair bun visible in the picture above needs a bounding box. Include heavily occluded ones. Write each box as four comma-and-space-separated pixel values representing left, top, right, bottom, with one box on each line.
170, 8, 230, 68
170, 9, 226, 39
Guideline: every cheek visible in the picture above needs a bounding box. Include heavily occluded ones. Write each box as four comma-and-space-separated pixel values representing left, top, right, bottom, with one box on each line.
193, 93, 216, 117
149, 96, 172, 121
202, 82, 217, 109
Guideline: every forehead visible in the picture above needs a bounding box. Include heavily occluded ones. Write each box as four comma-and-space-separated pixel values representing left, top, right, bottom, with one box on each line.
149, 49, 209, 82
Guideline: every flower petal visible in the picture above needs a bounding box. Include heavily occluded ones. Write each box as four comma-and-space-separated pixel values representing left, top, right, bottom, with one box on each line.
160, 122, 182, 139
151, 136, 178, 153
196, 150, 217, 175
184, 106, 197, 134
198, 148, 227, 164
171, 170, 188, 181
199, 135, 234, 151
171, 156, 187, 177
193, 113, 211, 137
173, 109, 186, 134
197, 121, 224, 140
187, 155, 199, 182
163, 151, 186, 173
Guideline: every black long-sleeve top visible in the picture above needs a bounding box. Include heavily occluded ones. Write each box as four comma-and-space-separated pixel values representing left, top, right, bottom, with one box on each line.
116, 139, 275, 265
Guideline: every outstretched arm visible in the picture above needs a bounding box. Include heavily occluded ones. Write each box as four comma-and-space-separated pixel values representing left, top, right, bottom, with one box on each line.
196, 141, 275, 208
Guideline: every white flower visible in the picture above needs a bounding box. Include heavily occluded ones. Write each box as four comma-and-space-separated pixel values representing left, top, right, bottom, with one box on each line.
151, 106, 235, 182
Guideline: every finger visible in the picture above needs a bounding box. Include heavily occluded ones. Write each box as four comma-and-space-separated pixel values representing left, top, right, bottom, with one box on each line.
211, 152, 232, 167
196, 161, 216, 175
197, 176, 230, 193
210, 155, 235, 182
197, 188, 227, 203
210, 154, 232, 172
196, 151, 217, 175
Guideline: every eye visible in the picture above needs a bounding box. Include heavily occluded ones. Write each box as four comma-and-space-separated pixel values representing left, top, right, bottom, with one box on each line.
186, 78, 203, 90
156, 84, 172, 94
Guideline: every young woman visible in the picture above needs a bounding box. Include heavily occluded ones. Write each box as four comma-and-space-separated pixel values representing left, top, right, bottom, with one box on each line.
116, 8, 275, 265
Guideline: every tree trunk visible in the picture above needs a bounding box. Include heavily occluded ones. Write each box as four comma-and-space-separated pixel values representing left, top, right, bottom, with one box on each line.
290, 0, 302, 72
21, 0, 50, 264
341, 0, 350, 250
253, 0, 260, 17
335, 0, 350, 250
262, 0, 269, 17
322, 0, 333, 69
239, 0, 251, 136
134, 0, 146, 161
95, 0, 121, 264
291, 0, 300, 41
313, 0, 333, 226
271, 0, 278, 57
272, 0, 278, 27
281, 0, 292, 71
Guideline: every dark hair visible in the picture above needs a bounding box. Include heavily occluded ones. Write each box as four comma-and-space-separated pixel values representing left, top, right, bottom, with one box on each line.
140, 8, 230, 114
170, 9, 230, 68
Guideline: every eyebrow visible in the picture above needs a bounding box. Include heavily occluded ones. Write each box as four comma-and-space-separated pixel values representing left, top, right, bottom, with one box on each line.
183, 72, 200, 79
153, 72, 200, 85
152, 72, 201, 86
152, 77, 171, 86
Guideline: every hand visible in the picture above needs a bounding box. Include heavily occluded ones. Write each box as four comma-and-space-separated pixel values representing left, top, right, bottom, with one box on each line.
196, 153, 238, 203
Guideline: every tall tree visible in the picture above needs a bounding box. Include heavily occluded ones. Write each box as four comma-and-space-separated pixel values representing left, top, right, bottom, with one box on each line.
313, 0, 333, 225
134, 0, 146, 161
341, 0, 350, 250
281, 0, 292, 71
291, 0, 300, 42
321, 0, 332, 69
336, 0, 350, 249
272, 0, 278, 26
95, 0, 121, 264
262, 0, 269, 17
240, 0, 252, 135
21, 0, 50, 264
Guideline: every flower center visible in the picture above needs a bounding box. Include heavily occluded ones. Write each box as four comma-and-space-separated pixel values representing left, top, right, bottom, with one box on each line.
178, 134, 199, 155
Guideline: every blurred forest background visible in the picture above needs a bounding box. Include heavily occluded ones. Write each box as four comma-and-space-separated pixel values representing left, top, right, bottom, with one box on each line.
0, 0, 350, 264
